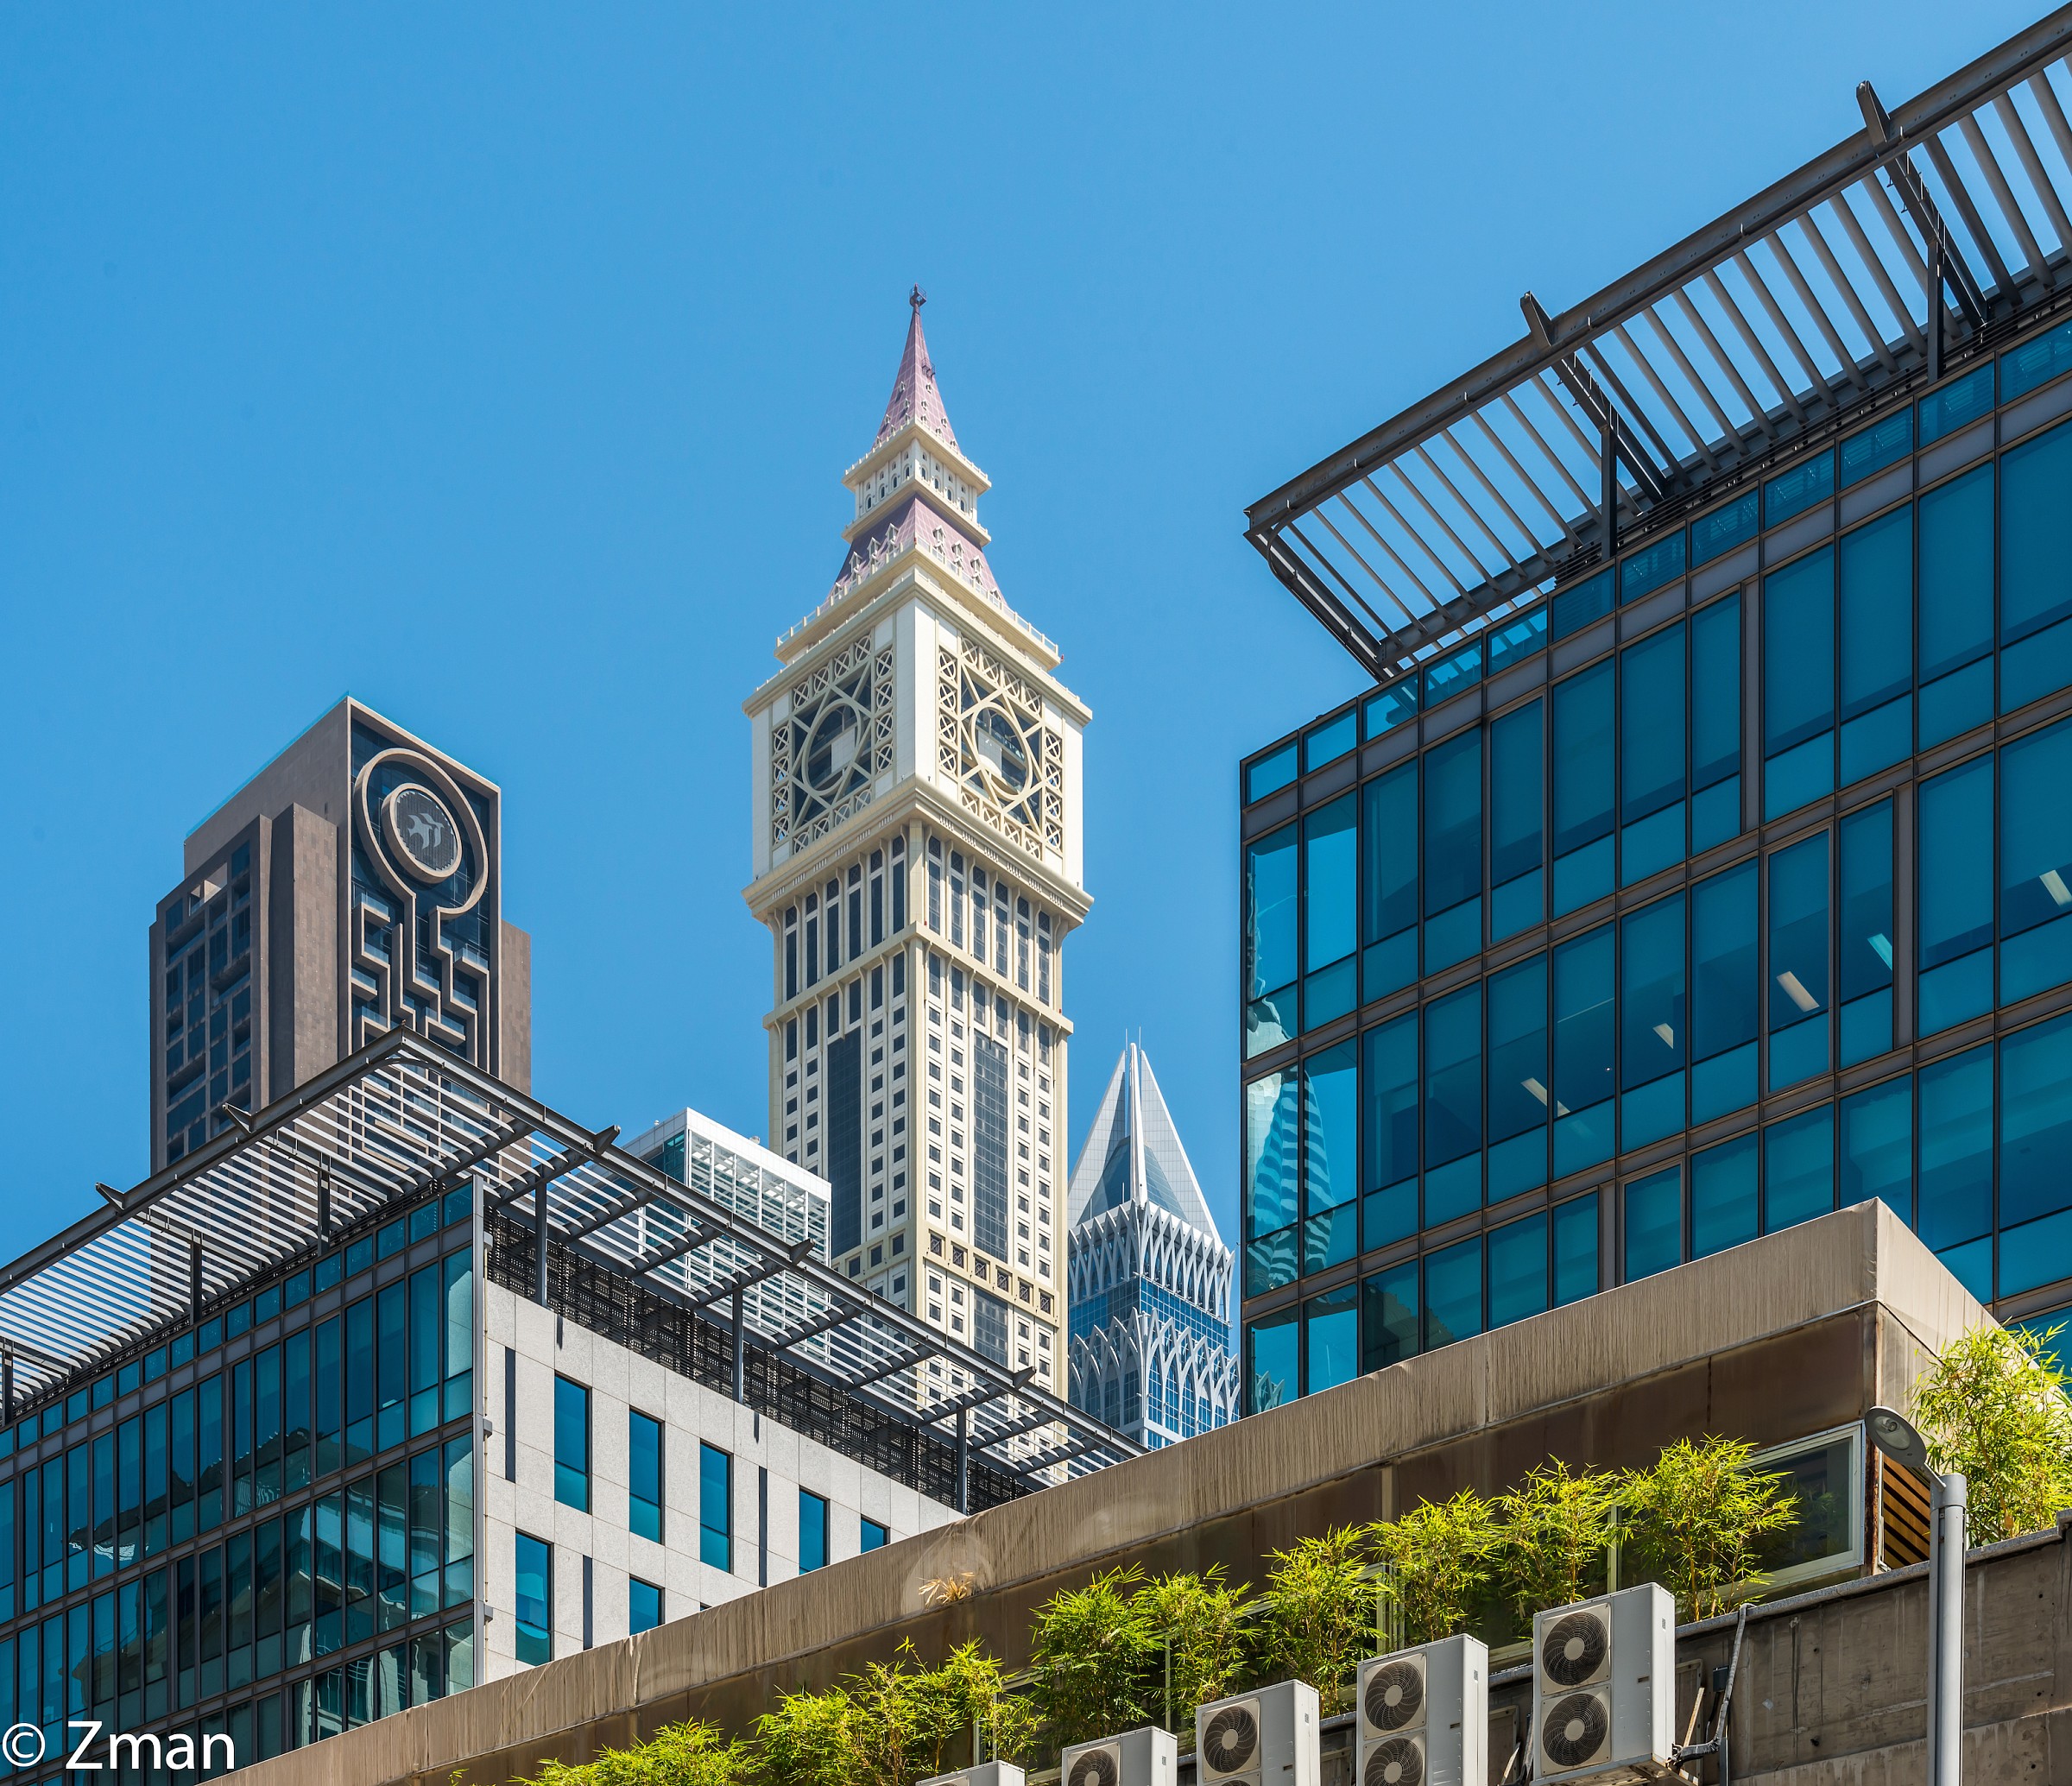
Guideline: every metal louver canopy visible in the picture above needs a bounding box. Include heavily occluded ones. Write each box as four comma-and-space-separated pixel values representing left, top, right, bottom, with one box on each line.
0, 1030, 1139, 1492
1247, 6, 2072, 680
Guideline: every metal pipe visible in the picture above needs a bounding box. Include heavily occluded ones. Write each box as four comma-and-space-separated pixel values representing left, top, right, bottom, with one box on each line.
731, 1285, 747, 1404
1929, 1471, 1967, 1786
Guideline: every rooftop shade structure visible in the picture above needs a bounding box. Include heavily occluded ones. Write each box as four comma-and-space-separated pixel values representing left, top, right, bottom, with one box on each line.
0, 1031, 1140, 1491
1246, 7, 2072, 680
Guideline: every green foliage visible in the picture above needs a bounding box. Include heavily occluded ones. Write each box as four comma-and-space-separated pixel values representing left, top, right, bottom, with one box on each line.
1252, 1526, 1376, 1701
527, 1722, 745, 1786
1368, 1489, 1501, 1645
1912, 1322, 2072, 1543
751, 1641, 1017, 1786
1132, 1568, 1252, 1745
753, 1685, 869, 1786
1024, 1567, 1160, 1752
1497, 1461, 1620, 1625
1621, 1436, 1797, 1620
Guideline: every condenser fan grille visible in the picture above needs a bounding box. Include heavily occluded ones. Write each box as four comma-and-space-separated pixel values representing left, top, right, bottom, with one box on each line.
1362, 1659, 1425, 1734
1540, 1611, 1610, 1687
1362, 1736, 1424, 1786
1202, 1705, 1261, 1776
1542, 1690, 1610, 1770
1068, 1750, 1120, 1786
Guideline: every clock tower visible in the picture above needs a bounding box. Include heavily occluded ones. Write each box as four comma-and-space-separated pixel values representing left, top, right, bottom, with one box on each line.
745, 293, 1089, 1396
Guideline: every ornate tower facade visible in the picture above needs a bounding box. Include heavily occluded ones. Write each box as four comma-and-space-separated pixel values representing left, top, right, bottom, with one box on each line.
745, 296, 1089, 1394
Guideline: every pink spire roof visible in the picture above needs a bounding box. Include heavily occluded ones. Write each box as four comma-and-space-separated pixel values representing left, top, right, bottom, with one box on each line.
873, 287, 961, 454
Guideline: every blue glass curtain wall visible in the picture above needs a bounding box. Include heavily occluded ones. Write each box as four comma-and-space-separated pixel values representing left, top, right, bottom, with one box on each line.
0, 1196, 477, 1773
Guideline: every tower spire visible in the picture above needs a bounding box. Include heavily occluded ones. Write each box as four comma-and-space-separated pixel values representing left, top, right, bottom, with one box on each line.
875, 287, 960, 453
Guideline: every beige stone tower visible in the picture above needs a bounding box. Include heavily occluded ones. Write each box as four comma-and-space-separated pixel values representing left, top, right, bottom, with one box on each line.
743, 293, 1089, 1393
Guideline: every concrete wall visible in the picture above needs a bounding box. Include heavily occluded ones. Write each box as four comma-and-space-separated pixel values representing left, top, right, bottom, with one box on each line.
224, 1202, 1991, 1785
479, 1280, 960, 1679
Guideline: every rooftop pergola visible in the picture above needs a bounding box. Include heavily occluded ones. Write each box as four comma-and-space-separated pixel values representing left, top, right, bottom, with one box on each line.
0, 1031, 1140, 1496
1247, 7, 2072, 679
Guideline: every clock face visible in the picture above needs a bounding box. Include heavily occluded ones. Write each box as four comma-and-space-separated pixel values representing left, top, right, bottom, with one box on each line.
771, 637, 896, 855
382, 784, 464, 882
940, 635, 1062, 858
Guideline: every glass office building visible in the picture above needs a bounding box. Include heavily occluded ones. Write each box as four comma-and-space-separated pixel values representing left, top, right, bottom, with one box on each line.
1236, 16, 2072, 1410
0, 1037, 1134, 1780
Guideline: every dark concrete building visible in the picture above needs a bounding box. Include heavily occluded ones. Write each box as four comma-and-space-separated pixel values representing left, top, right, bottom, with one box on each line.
149, 698, 531, 1169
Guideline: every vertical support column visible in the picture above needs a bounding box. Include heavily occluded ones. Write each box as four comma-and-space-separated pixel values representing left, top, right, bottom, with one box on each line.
533, 1183, 550, 1307
1601, 411, 1620, 560
954, 1404, 970, 1515
316, 1162, 332, 1239
188, 1235, 204, 1318
1927, 237, 1945, 386
1928, 1471, 1967, 1786
730, 1286, 746, 1405
2, 1349, 12, 1425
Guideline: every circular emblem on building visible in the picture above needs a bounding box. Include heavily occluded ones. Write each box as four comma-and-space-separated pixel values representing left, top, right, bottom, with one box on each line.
382, 783, 463, 882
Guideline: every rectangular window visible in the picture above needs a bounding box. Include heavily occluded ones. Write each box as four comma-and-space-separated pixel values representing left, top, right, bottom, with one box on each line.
698, 1444, 732, 1574
1763, 546, 1835, 818
1842, 408, 1912, 484
1690, 1133, 1758, 1260
1302, 793, 1357, 1029
1487, 1212, 1548, 1328
1486, 954, 1548, 1202
1552, 661, 1614, 913
1919, 754, 1995, 1034
1423, 729, 1483, 969
1361, 1015, 1418, 1253
1361, 763, 1418, 998
1766, 450, 1834, 527
1690, 861, 1758, 1122
1841, 1076, 1912, 1226
1244, 1307, 1298, 1415
1918, 1044, 1993, 1298
1552, 1193, 1599, 1305
1690, 593, 1742, 851
1360, 1262, 1419, 1372
828, 1027, 862, 1255
1489, 700, 1544, 939
862, 1517, 891, 1554
1303, 1282, 1358, 1395
1837, 508, 1912, 783
1839, 801, 1895, 1064
376, 1280, 407, 1454
1764, 1105, 1834, 1233
1245, 1067, 1298, 1250
1620, 622, 1686, 884
1918, 464, 1994, 747
1767, 832, 1831, 1091
1623, 1166, 1682, 1282
553, 1379, 589, 1513
1999, 1015, 2072, 1295
628, 1411, 662, 1544
344, 1297, 374, 1467
1424, 984, 1483, 1225
798, 1491, 829, 1574
514, 1534, 551, 1667
1423, 1237, 1483, 1349
2000, 718, 2072, 1004
1243, 824, 1298, 1057
443, 1249, 473, 1423
1552, 925, 1614, 1176
1620, 893, 1686, 1150
1690, 491, 1757, 566
1301, 1043, 1358, 1278
408, 1265, 440, 1438
2001, 420, 2072, 710
628, 1577, 663, 1637
970, 1035, 1012, 1259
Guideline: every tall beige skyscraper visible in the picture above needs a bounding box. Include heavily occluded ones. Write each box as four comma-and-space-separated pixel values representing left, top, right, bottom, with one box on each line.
744, 293, 1088, 1392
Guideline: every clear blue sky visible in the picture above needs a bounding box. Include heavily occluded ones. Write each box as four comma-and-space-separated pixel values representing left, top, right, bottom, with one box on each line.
0, 1, 2042, 1255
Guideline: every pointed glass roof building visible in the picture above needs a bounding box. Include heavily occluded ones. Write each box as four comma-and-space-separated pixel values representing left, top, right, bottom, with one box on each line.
1065, 1043, 1238, 1448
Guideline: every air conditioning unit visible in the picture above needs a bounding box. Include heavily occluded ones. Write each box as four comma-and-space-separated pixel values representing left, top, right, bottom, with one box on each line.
917, 1765, 1025, 1786
1060, 1726, 1177, 1786
1356, 1633, 1488, 1786
1197, 1679, 1320, 1786
1532, 1583, 1677, 1783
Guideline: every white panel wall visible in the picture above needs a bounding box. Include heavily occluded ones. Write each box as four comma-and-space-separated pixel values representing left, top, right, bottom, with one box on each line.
477, 1282, 959, 1681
